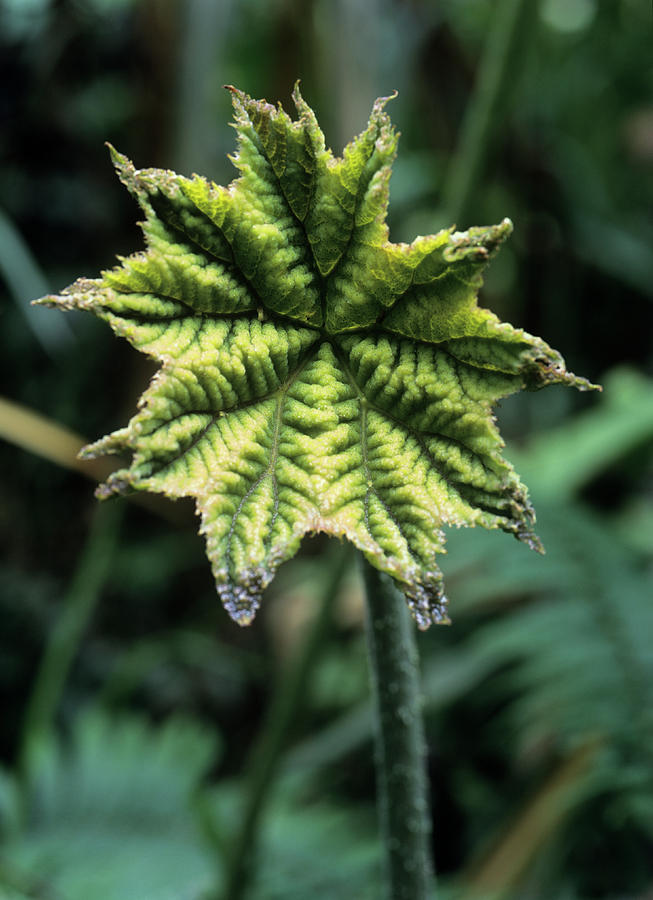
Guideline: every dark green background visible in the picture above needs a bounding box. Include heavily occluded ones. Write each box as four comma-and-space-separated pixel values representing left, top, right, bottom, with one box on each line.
1, 1, 652, 897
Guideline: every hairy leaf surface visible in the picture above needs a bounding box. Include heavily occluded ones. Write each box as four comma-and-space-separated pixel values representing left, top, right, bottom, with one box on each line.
39, 86, 597, 628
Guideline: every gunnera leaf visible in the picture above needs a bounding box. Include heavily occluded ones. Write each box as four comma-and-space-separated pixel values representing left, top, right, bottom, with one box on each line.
37, 85, 598, 629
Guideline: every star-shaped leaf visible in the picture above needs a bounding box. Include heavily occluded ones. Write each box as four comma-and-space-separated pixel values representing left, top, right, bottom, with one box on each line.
38, 86, 598, 628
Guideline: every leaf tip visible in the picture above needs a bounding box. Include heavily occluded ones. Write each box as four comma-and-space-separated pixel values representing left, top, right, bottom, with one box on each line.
224, 83, 252, 118
94, 471, 133, 499
372, 89, 399, 116
105, 142, 133, 176
216, 567, 268, 627
440, 219, 514, 273
223, 83, 242, 100
31, 294, 57, 308
573, 375, 602, 393
403, 569, 451, 629
80, 428, 129, 460
518, 527, 545, 555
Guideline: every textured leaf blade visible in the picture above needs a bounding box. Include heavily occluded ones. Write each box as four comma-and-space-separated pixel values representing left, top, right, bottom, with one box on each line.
38, 87, 598, 628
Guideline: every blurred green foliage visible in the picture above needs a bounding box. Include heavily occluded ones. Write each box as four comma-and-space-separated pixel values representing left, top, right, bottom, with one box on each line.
1, 0, 652, 897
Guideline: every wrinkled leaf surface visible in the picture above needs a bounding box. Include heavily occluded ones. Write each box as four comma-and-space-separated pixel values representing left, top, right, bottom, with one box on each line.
39, 86, 596, 627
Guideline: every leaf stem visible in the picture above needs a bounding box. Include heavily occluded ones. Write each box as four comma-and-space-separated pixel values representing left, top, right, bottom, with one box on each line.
219, 545, 350, 900
17, 502, 122, 816
362, 559, 434, 900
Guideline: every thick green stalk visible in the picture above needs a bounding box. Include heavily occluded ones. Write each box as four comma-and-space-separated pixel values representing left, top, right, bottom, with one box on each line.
441, 0, 532, 225
18, 503, 121, 790
363, 560, 434, 900
220, 546, 350, 900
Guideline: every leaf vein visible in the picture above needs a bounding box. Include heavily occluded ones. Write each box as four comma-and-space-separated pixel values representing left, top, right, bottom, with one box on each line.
332, 338, 503, 504
139, 340, 320, 477
223, 346, 316, 578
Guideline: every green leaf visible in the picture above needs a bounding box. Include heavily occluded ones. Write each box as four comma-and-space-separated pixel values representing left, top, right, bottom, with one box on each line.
37, 86, 597, 629
3, 711, 218, 899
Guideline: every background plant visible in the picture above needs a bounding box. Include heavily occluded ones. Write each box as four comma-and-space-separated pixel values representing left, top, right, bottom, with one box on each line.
1, 1, 652, 898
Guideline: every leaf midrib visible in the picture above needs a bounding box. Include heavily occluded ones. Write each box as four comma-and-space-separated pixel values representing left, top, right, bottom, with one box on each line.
138, 341, 321, 480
